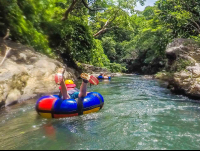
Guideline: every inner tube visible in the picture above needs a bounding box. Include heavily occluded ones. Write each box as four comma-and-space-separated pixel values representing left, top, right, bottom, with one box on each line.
35, 92, 104, 119
97, 76, 111, 79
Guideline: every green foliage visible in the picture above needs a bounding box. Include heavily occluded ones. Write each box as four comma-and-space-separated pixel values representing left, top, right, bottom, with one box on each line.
60, 19, 94, 63
156, 0, 200, 38
142, 6, 155, 20
155, 71, 174, 81
190, 35, 200, 46
120, 6, 172, 74
0, 0, 112, 68
1, 0, 199, 75
0, 0, 54, 56
101, 37, 116, 62
76, 62, 86, 72
106, 63, 127, 73
170, 59, 195, 72
89, 39, 110, 67
99, 27, 132, 64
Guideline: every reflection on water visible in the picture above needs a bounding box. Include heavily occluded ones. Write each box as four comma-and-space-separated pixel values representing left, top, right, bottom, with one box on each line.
0, 75, 200, 150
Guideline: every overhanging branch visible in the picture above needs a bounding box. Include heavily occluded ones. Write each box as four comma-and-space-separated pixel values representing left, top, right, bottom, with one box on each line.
93, 9, 121, 37
62, 0, 104, 21
82, 0, 104, 11
62, 0, 77, 21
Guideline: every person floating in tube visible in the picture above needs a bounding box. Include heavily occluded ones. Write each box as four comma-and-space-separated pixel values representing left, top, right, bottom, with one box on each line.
98, 72, 111, 79
55, 68, 99, 100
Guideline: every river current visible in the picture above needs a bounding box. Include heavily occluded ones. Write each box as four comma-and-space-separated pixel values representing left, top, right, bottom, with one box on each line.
0, 75, 200, 150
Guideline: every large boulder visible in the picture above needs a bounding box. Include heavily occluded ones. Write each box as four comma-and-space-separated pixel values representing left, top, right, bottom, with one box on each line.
166, 38, 200, 65
160, 38, 200, 99
0, 38, 77, 107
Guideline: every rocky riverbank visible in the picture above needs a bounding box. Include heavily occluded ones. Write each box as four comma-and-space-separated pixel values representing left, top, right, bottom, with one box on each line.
78, 63, 124, 77
0, 38, 119, 108
155, 38, 200, 100
0, 38, 79, 107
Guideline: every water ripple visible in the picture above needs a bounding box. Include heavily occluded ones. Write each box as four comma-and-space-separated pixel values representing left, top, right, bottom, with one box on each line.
0, 75, 200, 149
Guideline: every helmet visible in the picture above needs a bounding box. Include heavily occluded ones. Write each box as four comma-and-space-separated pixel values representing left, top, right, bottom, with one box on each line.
65, 80, 76, 89
59, 80, 76, 91
65, 80, 74, 85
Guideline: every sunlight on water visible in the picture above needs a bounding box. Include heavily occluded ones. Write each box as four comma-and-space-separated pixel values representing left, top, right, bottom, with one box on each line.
0, 75, 200, 150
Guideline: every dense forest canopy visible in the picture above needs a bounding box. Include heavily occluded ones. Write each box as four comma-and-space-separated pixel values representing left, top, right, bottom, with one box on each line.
0, 0, 200, 73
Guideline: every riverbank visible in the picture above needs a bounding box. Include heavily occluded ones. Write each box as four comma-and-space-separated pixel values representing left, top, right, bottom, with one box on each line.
76, 63, 124, 77
0, 38, 122, 108
0, 38, 79, 107
154, 39, 200, 100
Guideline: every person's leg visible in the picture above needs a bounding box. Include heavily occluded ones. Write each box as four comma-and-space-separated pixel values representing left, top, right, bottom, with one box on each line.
79, 73, 99, 98
55, 68, 70, 100
79, 80, 90, 98
60, 78, 70, 100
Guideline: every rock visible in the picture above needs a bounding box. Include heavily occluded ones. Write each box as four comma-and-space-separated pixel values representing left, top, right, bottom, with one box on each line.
0, 38, 77, 107
166, 39, 199, 63
5, 89, 21, 106
175, 71, 190, 79
187, 84, 200, 97
19, 53, 27, 61
164, 38, 200, 99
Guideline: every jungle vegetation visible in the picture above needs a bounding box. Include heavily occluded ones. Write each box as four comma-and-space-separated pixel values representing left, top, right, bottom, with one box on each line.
0, 0, 200, 73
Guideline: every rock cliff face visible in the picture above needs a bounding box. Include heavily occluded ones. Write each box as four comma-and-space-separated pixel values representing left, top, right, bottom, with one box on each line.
0, 38, 77, 107
166, 38, 199, 66
157, 38, 200, 99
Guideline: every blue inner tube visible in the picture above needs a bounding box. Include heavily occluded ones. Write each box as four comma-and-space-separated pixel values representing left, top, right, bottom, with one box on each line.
36, 92, 104, 118
98, 76, 111, 79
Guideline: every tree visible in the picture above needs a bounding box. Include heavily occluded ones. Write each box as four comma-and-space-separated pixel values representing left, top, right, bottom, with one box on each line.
102, 37, 116, 62
92, 0, 146, 37
62, 0, 105, 21
156, 0, 200, 38
62, 0, 146, 37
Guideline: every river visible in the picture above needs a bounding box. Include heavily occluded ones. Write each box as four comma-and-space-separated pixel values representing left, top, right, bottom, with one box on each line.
0, 75, 200, 150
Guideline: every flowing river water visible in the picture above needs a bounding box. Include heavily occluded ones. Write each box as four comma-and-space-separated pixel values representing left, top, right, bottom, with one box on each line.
0, 75, 200, 150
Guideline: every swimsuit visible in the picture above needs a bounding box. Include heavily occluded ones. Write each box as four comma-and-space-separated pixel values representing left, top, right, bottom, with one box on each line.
68, 88, 80, 99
